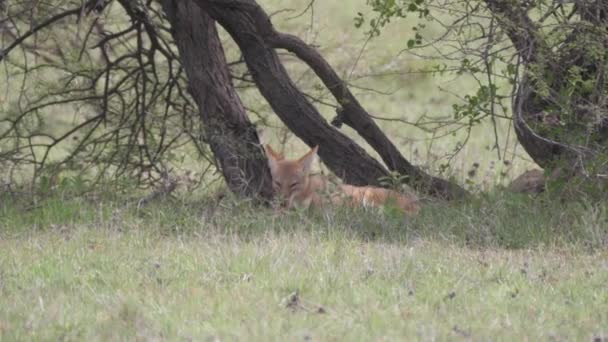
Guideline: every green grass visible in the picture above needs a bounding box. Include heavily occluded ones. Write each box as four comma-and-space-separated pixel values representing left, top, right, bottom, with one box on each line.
1, 191, 607, 340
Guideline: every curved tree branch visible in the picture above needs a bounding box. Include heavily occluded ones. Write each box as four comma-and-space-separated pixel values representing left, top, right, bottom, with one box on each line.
483, 0, 542, 63
486, 0, 608, 173
195, 0, 389, 188
267, 32, 466, 199
0, 0, 210, 188
0, 0, 106, 62
196, 0, 467, 199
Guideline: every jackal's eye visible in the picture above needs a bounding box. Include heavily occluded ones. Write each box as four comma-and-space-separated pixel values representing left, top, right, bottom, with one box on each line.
289, 182, 299, 190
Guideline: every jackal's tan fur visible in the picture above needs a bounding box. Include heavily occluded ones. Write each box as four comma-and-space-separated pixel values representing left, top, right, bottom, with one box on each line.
264, 145, 420, 215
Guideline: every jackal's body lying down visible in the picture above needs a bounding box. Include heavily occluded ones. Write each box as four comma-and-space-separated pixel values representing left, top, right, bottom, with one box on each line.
264, 145, 420, 215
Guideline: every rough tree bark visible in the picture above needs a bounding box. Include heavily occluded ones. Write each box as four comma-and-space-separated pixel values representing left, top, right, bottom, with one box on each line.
194, 0, 468, 200
162, 0, 273, 200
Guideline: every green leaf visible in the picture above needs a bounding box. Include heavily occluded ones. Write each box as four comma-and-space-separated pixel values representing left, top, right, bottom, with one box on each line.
354, 12, 365, 28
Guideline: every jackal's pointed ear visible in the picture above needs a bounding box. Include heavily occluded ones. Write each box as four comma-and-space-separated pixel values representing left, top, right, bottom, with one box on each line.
264, 144, 283, 161
264, 144, 282, 175
297, 145, 318, 174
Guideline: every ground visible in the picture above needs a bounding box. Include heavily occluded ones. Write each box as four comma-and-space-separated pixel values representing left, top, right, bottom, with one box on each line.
1, 193, 607, 340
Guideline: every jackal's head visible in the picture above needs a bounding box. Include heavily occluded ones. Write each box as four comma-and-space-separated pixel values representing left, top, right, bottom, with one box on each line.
264, 144, 318, 208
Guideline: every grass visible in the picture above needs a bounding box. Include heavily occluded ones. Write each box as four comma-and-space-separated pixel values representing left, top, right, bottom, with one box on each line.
1, 190, 607, 340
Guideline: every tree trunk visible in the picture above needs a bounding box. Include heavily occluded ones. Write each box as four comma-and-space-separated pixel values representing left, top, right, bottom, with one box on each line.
162, 0, 273, 201
194, 0, 468, 200
487, 0, 608, 177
